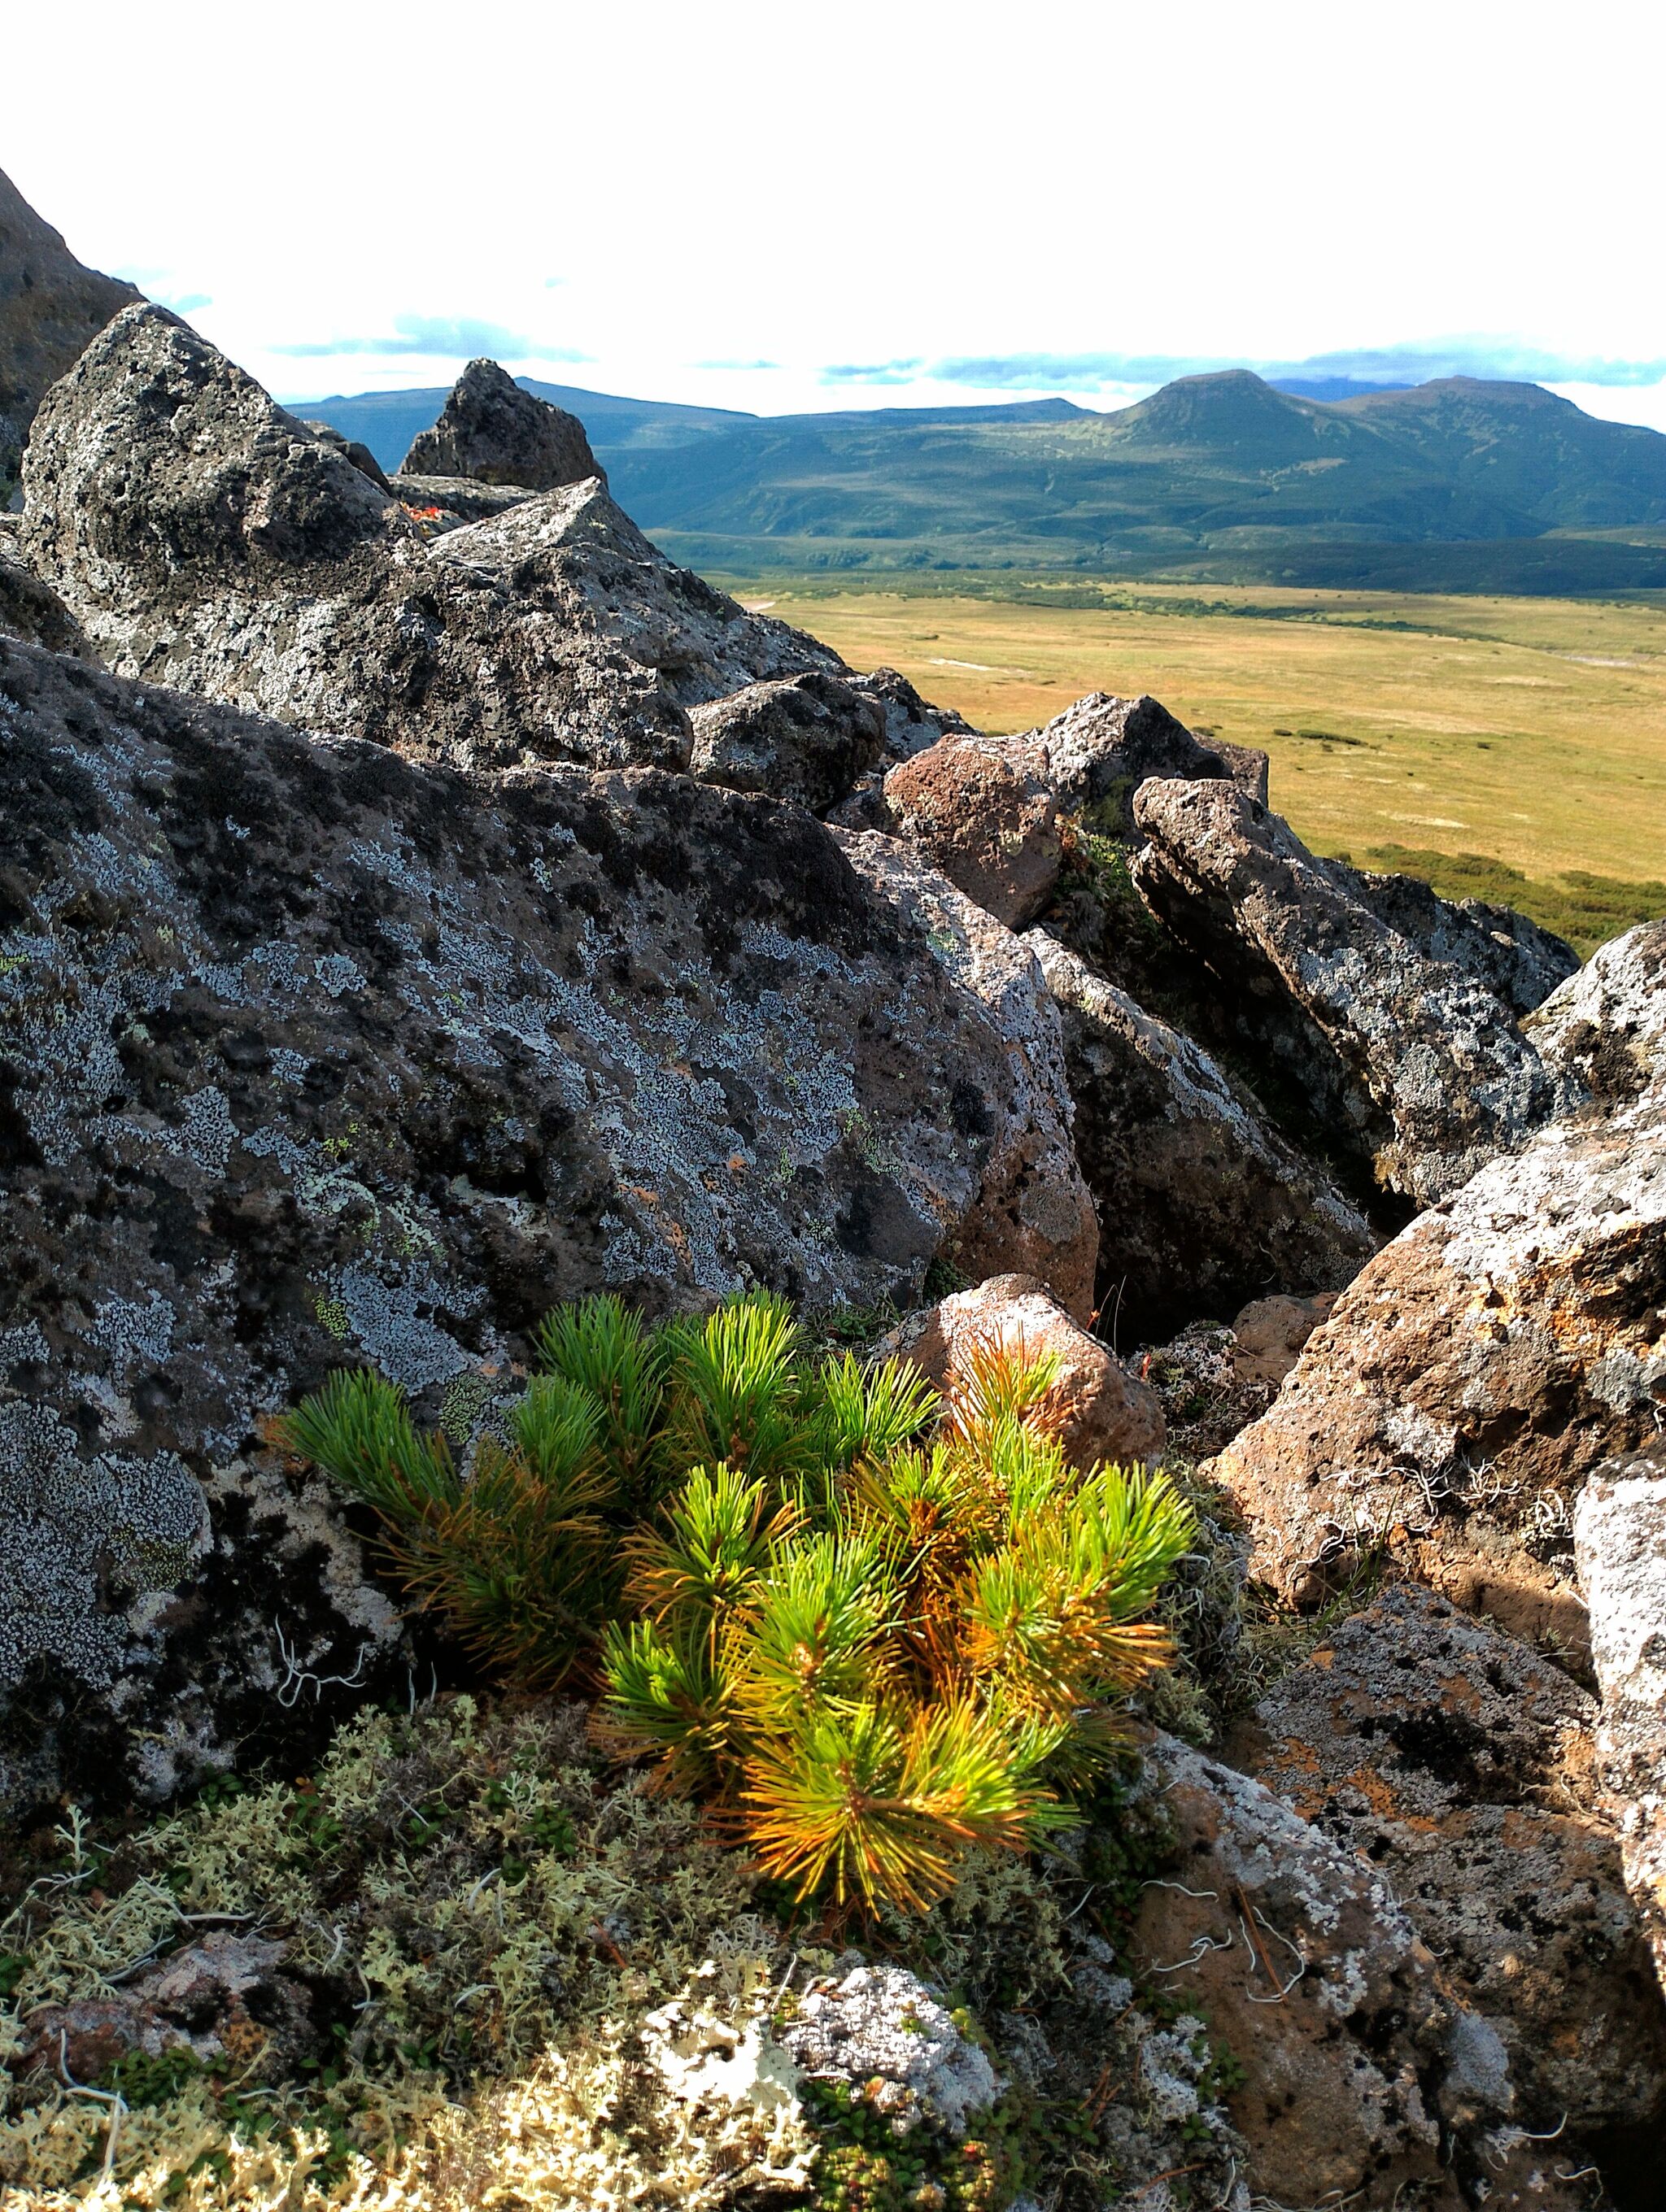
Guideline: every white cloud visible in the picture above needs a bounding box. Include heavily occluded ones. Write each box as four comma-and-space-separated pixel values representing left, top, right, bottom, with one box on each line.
4, 0, 1665, 427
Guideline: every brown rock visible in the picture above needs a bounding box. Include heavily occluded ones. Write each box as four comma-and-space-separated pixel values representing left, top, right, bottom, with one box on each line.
1229, 1291, 1337, 1387
883, 731, 1062, 927
1236, 1583, 1666, 2133
1211, 1079, 1666, 1652
896, 1272, 1163, 1469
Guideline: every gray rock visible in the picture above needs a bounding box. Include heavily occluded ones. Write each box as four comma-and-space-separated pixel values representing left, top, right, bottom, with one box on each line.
1529, 917, 1666, 1108
1350, 864, 1578, 1017
0, 168, 139, 486
775, 1962, 1001, 2135
1213, 1078, 1666, 1652
1240, 1583, 1666, 2132
689, 670, 885, 813
401, 358, 601, 490
1132, 777, 1564, 1203
1035, 690, 1266, 824
387, 472, 538, 527
299, 420, 390, 490
0, 534, 96, 658
0, 635, 1092, 1809
1576, 1456, 1666, 1997
1028, 930, 1375, 1337
20, 304, 842, 773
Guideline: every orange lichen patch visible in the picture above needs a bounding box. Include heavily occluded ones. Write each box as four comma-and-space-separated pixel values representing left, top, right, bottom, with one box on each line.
727, 1154, 749, 1176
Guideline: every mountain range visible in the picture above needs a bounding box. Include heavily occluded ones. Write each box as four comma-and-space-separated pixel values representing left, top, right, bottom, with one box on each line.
295, 368, 1666, 594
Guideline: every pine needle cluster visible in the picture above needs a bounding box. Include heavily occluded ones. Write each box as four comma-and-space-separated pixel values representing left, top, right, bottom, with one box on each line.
280, 1292, 1193, 1914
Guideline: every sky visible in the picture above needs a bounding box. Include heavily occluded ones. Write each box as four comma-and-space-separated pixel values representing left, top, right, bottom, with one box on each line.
7, 0, 1666, 432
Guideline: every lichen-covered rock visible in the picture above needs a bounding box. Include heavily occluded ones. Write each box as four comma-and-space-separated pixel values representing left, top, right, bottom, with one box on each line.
299, 418, 391, 490
832, 832, 1098, 1317
887, 1270, 1164, 1468
1212, 1080, 1666, 1652
1576, 1455, 1666, 1996
1239, 1583, 1666, 2133
401, 358, 601, 490
1529, 917, 1666, 1108
0, 636, 1091, 1808
775, 1962, 1001, 2135
0, 167, 139, 485
20, 304, 841, 773
0, 534, 95, 659
1132, 1731, 1520, 2207
1028, 930, 1375, 1336
1350, 864, 1578, 1018
1132, 777, 1568, 1202
882, 730, 1062, 927
688, 670, 885, 813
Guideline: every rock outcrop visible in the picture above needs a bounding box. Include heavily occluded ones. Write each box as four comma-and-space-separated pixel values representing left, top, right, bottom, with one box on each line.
688, 670, 885, 814
1212, 1078, 1666, 1651
400, 358, 601, 490
1577, 1456, 1666, 1996
1238, 1583, 1666, 2137
0, 632, 1092, 1810
0, 167, 138, 485
885, 1270, 1164, 1468
1529, 917, 1666, 1108
1030, 930, 1375, 1335
0, 529, 95, 657
20, 305, 841, 772
1034, 689, 1267, 821
1132, 777, 1575, 1203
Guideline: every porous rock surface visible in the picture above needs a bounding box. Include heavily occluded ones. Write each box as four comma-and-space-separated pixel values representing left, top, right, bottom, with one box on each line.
774, 1962, 1001, 2136
0, 633, 1092, 1809
688, 669, 885, 814
20, 304, 841, 772
1529, 917, 1666, 1108
1132, 777, 1573, 1202
1239, 1583, 1666, 2134
1576, 1455, 1666, 1995
1212, 1079, 1666, 1651
0, 165, 139, 483
886, 1271, 1163, 1469
1229, 1290, 1337, 1387
1029, 930, 1375, 1336
0, 533, 95, 658
1132, 1732, 1520, 2208
401, 357, 601, 490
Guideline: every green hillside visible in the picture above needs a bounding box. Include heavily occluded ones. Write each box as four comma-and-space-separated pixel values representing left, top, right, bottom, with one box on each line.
292, 370, 1666, 594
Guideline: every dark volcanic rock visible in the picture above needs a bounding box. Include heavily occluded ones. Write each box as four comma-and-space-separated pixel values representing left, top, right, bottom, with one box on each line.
1528, 917, 1666, 1108
1035, 690, 1267, 825
0, 634, 1091, 1809
299, 419, 391, 490
1132, 777, 1566, 1202
402, 358, 601, 490
689, 670, 885, 813
0, 531, 96, 658
20, 304, 841, 771
1029, 931, 1375, 1337
0, 168, 139, 486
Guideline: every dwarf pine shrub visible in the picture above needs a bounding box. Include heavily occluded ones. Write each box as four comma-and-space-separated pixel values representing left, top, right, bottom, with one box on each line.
281, 1293, 1194, 1914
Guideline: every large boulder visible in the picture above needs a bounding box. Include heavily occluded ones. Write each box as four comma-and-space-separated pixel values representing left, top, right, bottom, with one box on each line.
1529, 917, 1666, 1108
0, 168, 138, 486
1035, 689, 1267, 822
20, 305, 842, 771
1029, 930, 1375, 1337
401, 358, 601, 490
688, 670, 885, 813
885, 1271, 1163, 1467
1212, 1079, 1666, 1653
1237, 1583, 1666, 2136
0, 634, 1091, 1812
1132, 777, 1575, 1202
1576, 1456, 1666, 1997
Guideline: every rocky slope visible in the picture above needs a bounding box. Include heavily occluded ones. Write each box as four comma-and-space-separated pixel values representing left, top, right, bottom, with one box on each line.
0, 168, 137, 490
2, 173, 1664, 2212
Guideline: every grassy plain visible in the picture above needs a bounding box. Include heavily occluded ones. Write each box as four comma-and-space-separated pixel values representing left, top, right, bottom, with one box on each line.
723, 576, 1666, 951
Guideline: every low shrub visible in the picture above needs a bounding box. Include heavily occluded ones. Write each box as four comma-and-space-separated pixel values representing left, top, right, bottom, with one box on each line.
281, 1295, 1194, 1916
